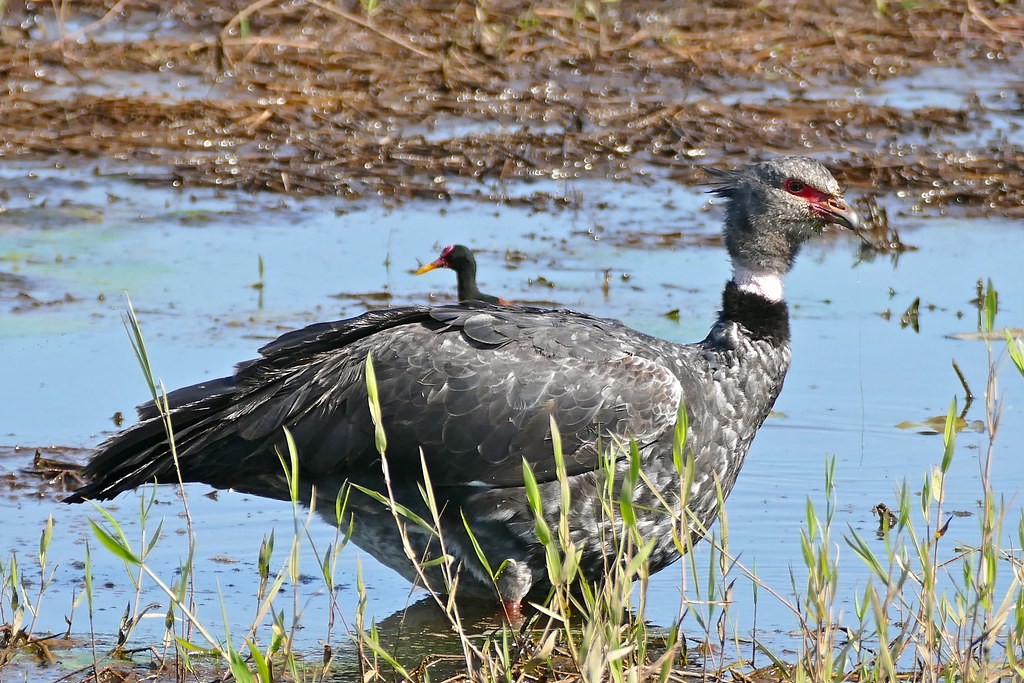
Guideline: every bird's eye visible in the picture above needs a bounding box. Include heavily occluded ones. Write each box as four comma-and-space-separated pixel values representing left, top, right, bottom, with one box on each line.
783, 179, 806, 194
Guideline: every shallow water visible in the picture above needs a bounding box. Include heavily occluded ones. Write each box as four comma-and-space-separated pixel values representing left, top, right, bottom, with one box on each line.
3, 153, 1023, 676
5, 51, 1024, 670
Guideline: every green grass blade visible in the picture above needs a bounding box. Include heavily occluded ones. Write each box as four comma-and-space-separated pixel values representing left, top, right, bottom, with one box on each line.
941, 397, 957, 473
461, 510, 495, 578
364, 354, 388, 454
89, 520, 140, 566
1007, 329, 1024, 377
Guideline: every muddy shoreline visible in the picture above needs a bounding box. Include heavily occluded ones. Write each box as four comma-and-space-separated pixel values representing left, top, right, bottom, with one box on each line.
1, 1, 1022, 210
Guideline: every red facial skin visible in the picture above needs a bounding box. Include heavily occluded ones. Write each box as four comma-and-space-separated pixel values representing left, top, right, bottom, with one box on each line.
783, 178, 853, 225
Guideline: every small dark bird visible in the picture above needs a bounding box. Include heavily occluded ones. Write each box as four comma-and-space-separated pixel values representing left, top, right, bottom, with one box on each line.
415, 244, 509, 305
67, 156, 859, 617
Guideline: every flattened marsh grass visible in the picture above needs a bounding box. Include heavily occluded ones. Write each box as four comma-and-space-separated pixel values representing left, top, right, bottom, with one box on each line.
5, 281, 1024, 681
2, 2, 1022, 209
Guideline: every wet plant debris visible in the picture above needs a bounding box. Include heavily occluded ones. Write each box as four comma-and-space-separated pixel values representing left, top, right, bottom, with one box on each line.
0, 1, 1021, 211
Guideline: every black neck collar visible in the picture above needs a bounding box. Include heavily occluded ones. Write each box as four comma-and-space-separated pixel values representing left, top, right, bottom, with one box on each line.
720, 280, 790, 344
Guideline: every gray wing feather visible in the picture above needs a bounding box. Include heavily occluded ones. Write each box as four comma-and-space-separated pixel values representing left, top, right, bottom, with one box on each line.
250, 307, 684, 487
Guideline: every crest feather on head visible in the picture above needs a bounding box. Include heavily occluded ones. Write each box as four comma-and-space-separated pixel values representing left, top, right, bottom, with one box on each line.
703, 166, 744, 199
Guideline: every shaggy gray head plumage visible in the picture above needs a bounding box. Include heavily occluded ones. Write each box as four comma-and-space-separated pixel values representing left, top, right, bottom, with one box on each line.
707, 156, 857, 275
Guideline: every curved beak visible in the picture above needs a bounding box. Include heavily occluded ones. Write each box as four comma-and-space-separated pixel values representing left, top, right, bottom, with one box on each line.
415, 258, 446, 275
818, 197, 861, 231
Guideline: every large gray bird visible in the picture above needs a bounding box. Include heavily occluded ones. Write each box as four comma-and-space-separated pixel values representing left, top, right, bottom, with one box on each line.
67, 156, 859, 616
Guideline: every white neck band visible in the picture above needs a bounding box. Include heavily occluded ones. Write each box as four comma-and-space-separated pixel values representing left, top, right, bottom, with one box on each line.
732, 266, 784, 302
